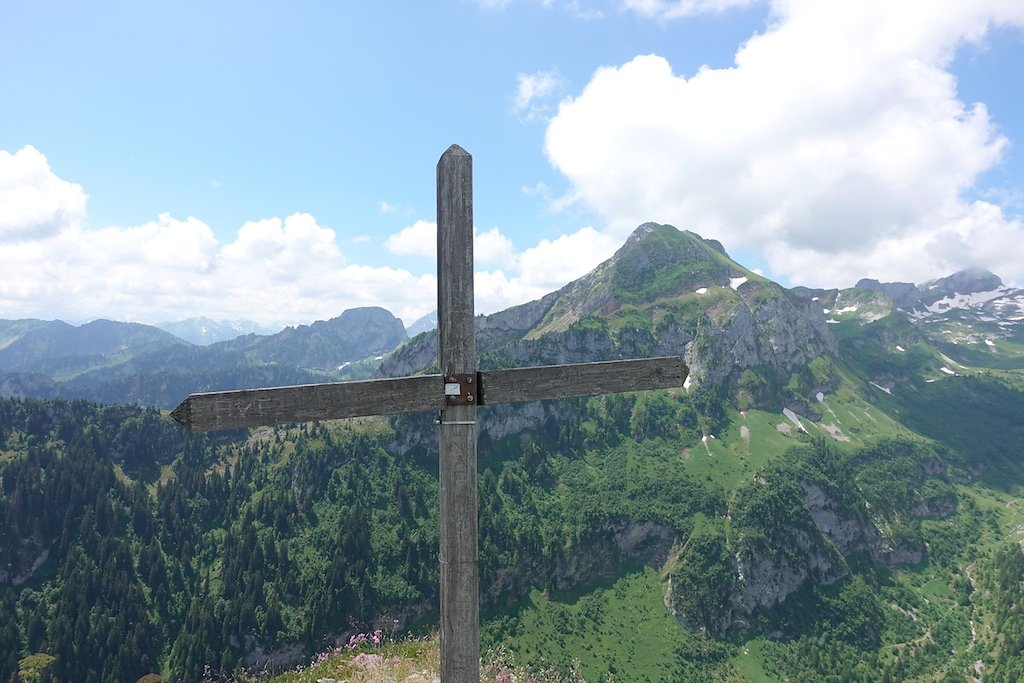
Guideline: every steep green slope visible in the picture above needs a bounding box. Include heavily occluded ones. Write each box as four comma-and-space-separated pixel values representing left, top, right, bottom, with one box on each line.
3, 364, 1022, 682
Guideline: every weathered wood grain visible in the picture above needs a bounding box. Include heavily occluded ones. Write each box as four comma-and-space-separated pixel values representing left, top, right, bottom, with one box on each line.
436, 144, 480, 683
170, 356, 686, 432
478, 357, 687, 405
170, 374, 442, 432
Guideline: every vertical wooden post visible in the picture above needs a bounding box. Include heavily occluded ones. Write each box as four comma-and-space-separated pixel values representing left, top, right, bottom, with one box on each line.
436, 144, 479, 683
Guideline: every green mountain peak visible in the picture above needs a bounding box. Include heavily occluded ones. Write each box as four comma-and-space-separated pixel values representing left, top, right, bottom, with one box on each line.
606, 222, 753, 305
524, 223, 770, 340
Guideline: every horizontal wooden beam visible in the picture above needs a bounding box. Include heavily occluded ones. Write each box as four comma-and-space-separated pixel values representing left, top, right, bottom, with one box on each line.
171, 374, 443, 432
478, 357, 687, 406
170, 356, 687, 432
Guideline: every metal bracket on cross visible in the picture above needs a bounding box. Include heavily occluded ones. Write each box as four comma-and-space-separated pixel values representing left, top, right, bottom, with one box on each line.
443, 373, 476, 405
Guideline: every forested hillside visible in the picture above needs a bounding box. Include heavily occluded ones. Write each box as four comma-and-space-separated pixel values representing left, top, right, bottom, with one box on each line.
3, 374, 1024, 681
2, 225, 1024, 682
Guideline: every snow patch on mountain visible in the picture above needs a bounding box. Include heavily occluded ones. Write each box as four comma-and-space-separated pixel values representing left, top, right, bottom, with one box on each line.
782, 408, 809, 433
870, 381, 892, 395
909, 287, 1009, 319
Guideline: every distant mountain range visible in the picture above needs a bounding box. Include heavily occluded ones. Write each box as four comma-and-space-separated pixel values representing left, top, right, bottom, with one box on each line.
0, 318, 189, 377
154, 317, 282, 345
1, 223, 1021, 407
405, 310, 438, 337
793, 265, 1024, 370
0, 307, 408, 406
157, 311, 439, 346
792, 265, 1024, 329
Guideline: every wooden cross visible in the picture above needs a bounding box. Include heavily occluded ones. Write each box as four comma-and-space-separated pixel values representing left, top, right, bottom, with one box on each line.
171, 144, 687, 683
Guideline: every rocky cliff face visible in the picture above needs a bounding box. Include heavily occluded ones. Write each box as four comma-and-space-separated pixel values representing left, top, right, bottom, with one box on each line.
855, 278, 920, 310
665, 474, 931, 638
801, 481, 922, 566
481, 519, 676, 609
0, 537, 51, 587
729, 527, 845, 618
690, 286, 837, 387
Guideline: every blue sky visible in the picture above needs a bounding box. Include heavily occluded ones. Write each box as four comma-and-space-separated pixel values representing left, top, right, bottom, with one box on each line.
2, 1, 1023, 328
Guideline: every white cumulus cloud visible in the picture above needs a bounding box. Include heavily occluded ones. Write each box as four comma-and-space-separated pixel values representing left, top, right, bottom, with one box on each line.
384, 219, 437, 259
517, 227, 619, 290
381, 219, 621, 315
0, 146, 627, 328
514, 70, 563, 122
0, 145, 87, 241
623, 0, 759, 20
474, 226, 518, 269
0, 147, 445, 326
546, 0, 1024, 286
475, 226, 620, 313
220, 213, 343, 282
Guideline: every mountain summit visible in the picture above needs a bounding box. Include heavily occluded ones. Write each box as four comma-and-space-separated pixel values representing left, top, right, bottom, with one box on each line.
384, 223, 836, 393
520, 222, 750, 335
920, 267, 1004, 299
223, 306, 406, 369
